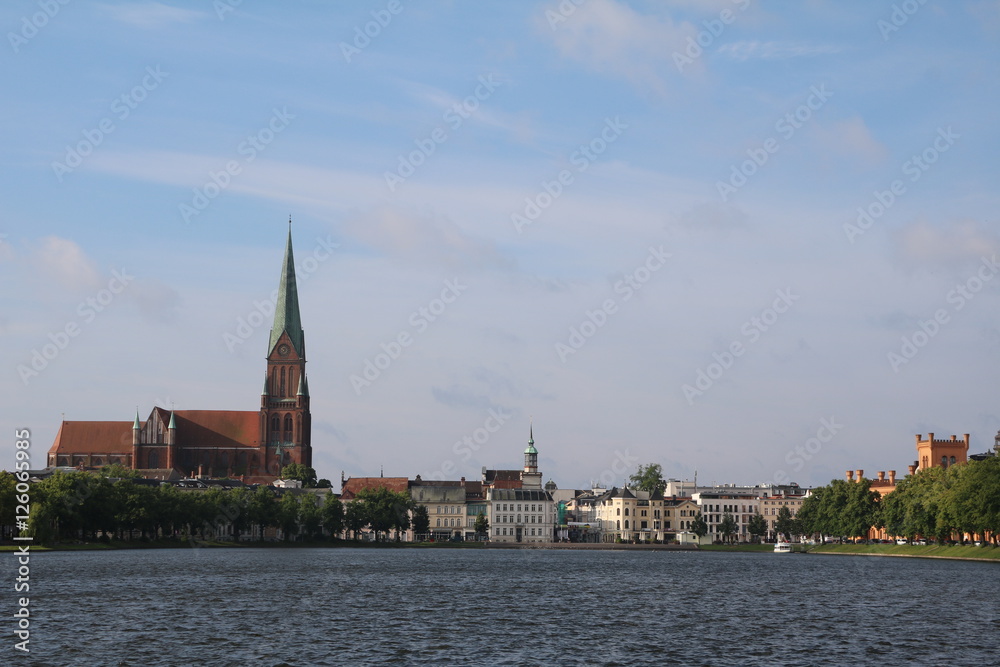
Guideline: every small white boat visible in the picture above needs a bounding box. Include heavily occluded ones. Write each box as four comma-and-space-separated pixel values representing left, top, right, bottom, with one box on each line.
774, 542, 792, 553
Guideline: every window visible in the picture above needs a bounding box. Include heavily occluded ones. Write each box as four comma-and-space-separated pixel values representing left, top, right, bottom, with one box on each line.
624, 520, 630, 529
616, 508, 620, 516
942, 455, 948, 467
950, 456, 956, 465
625, 508, 629, 516
436, 519, 440, 527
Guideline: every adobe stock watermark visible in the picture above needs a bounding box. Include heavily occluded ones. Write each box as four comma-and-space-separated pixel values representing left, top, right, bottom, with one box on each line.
214, 0, 243, 21
771, 417, 845, 486
179, 107, 295, 224
545, 0, 587, 30
425, 407, 513, 481
682, 288, 799, 405
340, 0, 405, 63
17, 269, 134, 385
673, 0, 751, 72
887, 254, 999, 372
8, 0, 70, 54
224, 235, 340, 352
556, 245, 671, 363
12, 428, 32, 654
843, 126, 959, 244
384, 74, 502, 192
52, 65, 168, 182
511, 116, 628, 234
878, 0, 928, 41
350, 278, 468, 395
717, 83, 832, 202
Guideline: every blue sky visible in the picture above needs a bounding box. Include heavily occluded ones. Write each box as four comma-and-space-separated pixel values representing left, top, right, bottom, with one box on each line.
2, 0, 1000, 490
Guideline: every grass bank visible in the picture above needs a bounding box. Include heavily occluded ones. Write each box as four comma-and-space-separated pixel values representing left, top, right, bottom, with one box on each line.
698, 544, 777, 553
809, 543, 1000, 561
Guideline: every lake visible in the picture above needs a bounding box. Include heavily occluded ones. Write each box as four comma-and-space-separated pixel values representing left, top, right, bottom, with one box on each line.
4, 547, 999, 665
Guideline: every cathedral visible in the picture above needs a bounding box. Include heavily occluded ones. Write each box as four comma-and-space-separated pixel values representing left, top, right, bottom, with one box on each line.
46, 227, 313, 483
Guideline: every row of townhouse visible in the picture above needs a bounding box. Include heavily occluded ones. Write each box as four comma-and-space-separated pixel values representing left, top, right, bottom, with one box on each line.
341, 427, 558, 543
557, 483, 810, 543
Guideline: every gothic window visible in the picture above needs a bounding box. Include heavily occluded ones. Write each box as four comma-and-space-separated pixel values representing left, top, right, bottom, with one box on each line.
284, 414, 293, 442
280, 368, 286, 396
148, 451, 158, 468
288, 368, 295, 394
271, 415, 280, 441
157, 423, 163, 444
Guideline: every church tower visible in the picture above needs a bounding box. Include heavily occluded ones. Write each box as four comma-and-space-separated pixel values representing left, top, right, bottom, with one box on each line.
260, 223, 312, 474
522, 422, 542, 489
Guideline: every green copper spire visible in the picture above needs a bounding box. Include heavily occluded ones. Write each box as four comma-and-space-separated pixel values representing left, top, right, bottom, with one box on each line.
168, 411, 176, 430
525, 421, 537, 455
268, 223, 304, 357
133, 410, 141, 430
296, 372, 307, 396
262, 373, 269, 396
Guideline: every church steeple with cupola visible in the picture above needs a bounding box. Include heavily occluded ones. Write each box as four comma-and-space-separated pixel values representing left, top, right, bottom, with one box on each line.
259, 221, 312, 472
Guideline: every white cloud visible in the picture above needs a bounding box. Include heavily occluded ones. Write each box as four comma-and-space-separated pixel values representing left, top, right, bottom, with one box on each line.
33, 236, 101, 291
541, 0, 694, 95
892, 220, 1000, 271
340, 206, 511, 271
98, 1, 205, 28
812, 116, 888, 166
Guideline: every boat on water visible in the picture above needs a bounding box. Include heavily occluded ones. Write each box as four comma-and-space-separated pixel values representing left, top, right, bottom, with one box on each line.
774, 542, 792, 553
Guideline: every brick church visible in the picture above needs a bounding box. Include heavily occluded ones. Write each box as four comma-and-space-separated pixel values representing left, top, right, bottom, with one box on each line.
46, 227, 313, 483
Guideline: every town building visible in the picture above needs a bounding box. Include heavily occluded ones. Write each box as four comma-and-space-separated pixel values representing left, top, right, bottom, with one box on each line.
485, 426, 555, 543
46, 226, 312, 484
692, 491, 760, 542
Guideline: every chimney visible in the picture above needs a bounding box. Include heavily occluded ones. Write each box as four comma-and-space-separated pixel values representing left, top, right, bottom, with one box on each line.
888, 470, 896, 484
846, 470, 854, 481
908, 464, 916, 475
877, 471, 885, 481
951, 435, 957, 441
856, 469, 864, 480
928, 432, 934, 442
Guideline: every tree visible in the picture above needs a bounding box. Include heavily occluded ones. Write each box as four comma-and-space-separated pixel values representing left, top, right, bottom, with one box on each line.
691, 511, 708, 540
344, 500, 367, 540
775, 506, 796, 540
99, 463, 140, 479
474, 512, 489, 541
629, 463, 666, 495
298, 494, 322, 540
719, 512, 739, 544
277, 492, 301, 541
247, 486, 278, 540
280, 463, 318, 488
321, 494, 345, 539
411, 505, 430, 540
747, 512, 767, 543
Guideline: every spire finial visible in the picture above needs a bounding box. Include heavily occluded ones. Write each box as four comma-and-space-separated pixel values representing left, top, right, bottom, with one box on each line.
288, 215, 292, 227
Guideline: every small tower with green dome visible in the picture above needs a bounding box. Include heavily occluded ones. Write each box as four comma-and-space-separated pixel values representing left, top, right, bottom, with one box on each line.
522, 421, 542, 489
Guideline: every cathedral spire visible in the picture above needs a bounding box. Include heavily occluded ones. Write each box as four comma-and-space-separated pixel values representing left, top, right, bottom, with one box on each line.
268, 224, 304, 357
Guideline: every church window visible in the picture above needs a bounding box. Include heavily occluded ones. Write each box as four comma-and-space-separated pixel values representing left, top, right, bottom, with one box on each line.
271, 416, 280, 441
284, 414, 293, 442
148, 451, 158, 468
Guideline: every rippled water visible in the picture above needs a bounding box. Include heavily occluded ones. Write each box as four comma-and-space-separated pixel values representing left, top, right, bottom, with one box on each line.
4, 547, 999, 666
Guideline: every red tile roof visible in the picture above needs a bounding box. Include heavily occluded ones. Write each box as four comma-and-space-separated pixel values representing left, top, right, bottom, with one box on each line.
48, 421, 133, 455
340, 477, 410, 499
172, 410, 261, 448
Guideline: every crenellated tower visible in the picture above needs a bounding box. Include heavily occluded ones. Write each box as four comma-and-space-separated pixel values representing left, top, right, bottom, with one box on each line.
259, 223, 312, 473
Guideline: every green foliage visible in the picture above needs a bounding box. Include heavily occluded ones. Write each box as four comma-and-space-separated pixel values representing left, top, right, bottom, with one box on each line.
354, 486, 413, 541
474, 511, 489, 539
344, 500, 367, 540
321, 494, 345, 538
628, 463, 666, 495
99, 463, 140, 479
411, 504, 430, 539
747, 512, 767, 542
718, 512, 739, 544
691, 511, 708, 538
774, 505, 795, 540
280, 463, 318, 488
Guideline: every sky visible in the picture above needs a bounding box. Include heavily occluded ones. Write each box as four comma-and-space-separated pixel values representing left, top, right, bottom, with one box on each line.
2, 0, 999, 492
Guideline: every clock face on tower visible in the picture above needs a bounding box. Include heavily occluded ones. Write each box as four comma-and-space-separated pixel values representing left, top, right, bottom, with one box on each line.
277, 344, 290, 357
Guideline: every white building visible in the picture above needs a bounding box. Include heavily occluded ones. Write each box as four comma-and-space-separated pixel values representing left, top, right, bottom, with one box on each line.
485, 425, 555, 543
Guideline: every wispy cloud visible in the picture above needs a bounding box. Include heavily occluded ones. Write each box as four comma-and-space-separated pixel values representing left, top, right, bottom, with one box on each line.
719, 41, 843, 61
98, 1, 205, 28
812, 116, 888, 166
540, 0, 693, 95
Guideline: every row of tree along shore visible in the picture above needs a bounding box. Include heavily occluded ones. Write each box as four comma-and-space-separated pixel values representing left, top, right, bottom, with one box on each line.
793, 455, 1000, 544
0, 465, 487, 545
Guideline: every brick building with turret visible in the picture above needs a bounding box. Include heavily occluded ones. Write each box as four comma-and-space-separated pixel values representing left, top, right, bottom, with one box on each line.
46, 225, 312, 483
